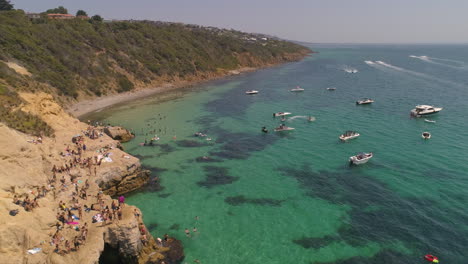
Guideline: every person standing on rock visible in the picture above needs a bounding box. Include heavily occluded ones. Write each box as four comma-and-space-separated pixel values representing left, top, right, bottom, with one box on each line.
118, 195, 125, 207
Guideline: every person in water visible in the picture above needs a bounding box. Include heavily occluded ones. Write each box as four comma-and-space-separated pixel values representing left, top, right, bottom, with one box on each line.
262, 126, 268, 133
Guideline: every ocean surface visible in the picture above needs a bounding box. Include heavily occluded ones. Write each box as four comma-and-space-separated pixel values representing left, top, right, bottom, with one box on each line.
85, 44, 468, 264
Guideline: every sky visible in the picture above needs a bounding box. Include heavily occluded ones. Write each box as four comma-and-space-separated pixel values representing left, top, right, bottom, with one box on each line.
11, 0, 468, 44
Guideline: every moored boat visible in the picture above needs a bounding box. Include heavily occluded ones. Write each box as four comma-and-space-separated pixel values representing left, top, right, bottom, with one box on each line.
349, 152, 373, 165
411, 105, 443, 117
339, 131, 360, 141
274, 124, 295, 132
246, 90, 259, 95
356, 98, 374, 105
422, 132, 431, 139
326, 87, 336, 91
290, 86, 305, 92
273, 112, 292, 117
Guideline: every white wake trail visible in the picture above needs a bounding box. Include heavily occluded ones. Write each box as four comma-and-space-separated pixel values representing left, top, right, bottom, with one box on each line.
370, 60, 463, 87
288, 115, 307, 120
409, 55, 466, 69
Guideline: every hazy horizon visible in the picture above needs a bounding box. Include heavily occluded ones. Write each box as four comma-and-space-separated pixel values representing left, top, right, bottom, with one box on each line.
11, 0, 468, 44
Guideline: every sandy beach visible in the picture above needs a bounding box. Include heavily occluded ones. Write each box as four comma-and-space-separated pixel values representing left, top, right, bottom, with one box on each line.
67, 68, 256, 118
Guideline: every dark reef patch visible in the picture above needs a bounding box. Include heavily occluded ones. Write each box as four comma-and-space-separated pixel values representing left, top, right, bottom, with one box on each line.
131, 154, 154, 160
310, 249, 413, 264
169, 224, 180, 230
293, 235, 338, 249
208, 129, 278, 160
158, 193, 172, 198
281, 165, 468, 263
137, 166, 167, 192
194, 156, 222, 163
157, 143, 177, 153
147, 223, 158, 232
196, 166, 239, 188
224, 195, 284, 207
176, 140, 209, 148
137, 143, 176, 154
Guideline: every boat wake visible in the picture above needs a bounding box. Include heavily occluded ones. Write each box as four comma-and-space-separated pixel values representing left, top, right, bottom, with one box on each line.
366, 60, 463, 87
409, 55, 466, 69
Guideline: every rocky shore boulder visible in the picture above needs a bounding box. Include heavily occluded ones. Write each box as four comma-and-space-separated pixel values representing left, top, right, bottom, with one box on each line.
104, 126, 135, 143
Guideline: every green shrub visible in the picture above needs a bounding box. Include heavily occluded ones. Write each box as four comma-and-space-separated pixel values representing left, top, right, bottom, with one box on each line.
117, 75, 134, 93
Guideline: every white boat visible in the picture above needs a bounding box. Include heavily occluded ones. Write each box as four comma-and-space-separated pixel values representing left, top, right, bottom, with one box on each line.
273, 112, 292, 117
290, 86, 305, 92
422, 132, 431, 139
274, 124, 295, 132
424, 119, 436, 123
326, 87, 336, 91
356, 98, 374, 105
410, 105, 443, 117
349, 152, 373, 165
246, 90, 259, 95
194, 132, 207, 137
339, 131, 360, 141
344, 68, 358, 73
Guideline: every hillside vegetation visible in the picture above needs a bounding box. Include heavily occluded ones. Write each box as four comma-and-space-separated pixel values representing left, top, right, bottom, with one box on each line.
0, 10, 310, 135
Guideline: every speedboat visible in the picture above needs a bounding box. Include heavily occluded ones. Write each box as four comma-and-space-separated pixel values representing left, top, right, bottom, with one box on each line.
273, 112, 292, 117
274, 124, 295, 132
424, 119, 436, 123
290, 86, 305, 92
411, 105, 443, 117
344, 68, 358, 73
422, 132, 431, 139
245, 90, 259, 95
194, 132, 207, 137
349, 152, 373, 165
356, 98, 374, 105
424, 254, 439, 263
339, 131, 360, 141
326, 87, 336, 91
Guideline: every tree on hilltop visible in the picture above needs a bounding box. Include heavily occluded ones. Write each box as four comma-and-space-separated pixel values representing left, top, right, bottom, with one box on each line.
45, 6, 68, 14
76, 10, 88, 17
0, 0, 14, 11
91, 15, 103, 22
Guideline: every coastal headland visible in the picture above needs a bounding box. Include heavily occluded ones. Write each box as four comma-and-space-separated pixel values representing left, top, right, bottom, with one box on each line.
0, 92, 184, 263
0, 9, 310, 264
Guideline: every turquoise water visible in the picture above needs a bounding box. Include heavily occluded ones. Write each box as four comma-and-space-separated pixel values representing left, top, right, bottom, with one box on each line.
85, 44, 468, 264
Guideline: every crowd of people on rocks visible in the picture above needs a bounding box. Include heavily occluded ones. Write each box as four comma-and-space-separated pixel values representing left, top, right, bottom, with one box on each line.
11, 125, 151, 256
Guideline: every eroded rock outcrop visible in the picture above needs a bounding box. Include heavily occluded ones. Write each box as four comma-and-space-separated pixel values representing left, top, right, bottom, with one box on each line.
104, 126, 135, 143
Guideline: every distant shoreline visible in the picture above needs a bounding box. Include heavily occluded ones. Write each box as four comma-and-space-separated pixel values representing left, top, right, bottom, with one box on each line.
68, 67, 259, 118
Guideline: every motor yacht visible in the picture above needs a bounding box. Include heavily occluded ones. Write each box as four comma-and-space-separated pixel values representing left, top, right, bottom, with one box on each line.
410, 105, 442, 117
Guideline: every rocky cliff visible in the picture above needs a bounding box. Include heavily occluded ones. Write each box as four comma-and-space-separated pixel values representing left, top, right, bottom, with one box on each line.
0, 93, 182, 264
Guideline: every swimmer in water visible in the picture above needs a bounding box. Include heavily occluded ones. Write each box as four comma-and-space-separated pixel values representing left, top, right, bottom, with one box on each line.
185, 228, 190, 237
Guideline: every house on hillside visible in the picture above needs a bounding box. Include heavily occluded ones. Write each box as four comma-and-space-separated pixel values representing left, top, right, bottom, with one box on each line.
76, 15, 89, 20
47, 14, 75, 19
26, 13, 41, 20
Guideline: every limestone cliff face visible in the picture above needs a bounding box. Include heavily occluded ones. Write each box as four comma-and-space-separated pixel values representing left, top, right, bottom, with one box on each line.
0, 93, 182, 264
